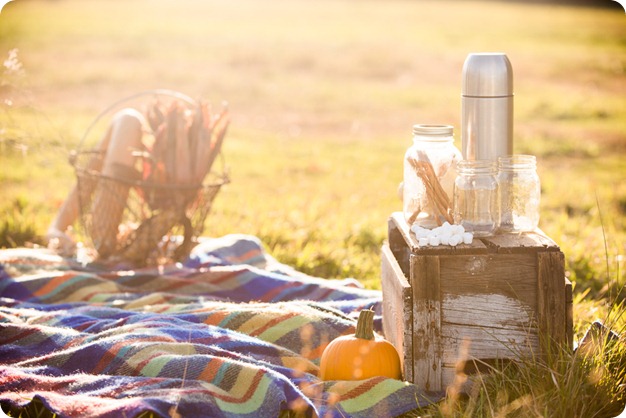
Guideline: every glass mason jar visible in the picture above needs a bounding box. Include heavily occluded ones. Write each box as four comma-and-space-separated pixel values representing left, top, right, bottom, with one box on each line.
453, 160, 499, 237
403, 124, 462, 228
497, 154, 541, 233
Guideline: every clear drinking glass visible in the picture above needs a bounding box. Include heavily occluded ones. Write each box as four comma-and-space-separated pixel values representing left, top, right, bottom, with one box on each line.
497, 155, 540, 233
453, 160, 499, 237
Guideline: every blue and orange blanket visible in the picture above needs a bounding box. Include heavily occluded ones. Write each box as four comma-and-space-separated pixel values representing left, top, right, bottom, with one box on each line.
0, 234, 440, 417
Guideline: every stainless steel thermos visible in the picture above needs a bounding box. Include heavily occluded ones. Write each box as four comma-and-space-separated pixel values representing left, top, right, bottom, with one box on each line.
461, 53, 514, 161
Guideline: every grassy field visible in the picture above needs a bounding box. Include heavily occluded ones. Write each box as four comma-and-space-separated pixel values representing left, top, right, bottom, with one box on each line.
1, 0, 626, 416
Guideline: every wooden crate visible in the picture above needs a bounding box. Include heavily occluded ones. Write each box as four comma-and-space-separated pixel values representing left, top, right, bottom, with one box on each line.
381, 212, 572, 392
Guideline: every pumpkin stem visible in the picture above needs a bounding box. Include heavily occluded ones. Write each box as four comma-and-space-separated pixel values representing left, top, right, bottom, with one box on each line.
355, 309, 375, 340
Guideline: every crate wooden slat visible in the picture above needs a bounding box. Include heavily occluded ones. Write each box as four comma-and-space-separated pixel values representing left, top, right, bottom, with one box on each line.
381, 244, 413, 382
382, 212, 573, 392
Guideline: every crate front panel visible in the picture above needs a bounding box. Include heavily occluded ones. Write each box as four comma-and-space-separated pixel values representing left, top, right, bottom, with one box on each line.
438, 252, 540, 360
410, 252, 542, 390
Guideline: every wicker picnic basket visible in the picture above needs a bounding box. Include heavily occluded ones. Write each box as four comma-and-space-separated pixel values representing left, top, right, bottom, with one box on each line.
70, 90, 230, 266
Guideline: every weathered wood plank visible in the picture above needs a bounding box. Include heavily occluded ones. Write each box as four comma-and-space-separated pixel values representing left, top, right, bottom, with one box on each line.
537, 251, 567, 348
438, 253, 537, 309
483, 229, 560, 253
412, 254, 442, 392
440, 322, 540, 361
381, 244, 413, 382
441, 293, 535, 330
390, 212, 419, 253
565, 278, 573, 350
388, 216, 411, 278
439, 286, 542, 364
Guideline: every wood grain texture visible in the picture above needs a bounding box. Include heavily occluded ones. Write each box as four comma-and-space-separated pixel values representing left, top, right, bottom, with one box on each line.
438, 253, 537, 309
381, 244, 414, 382
483, 229, 560, 253
388, 217, 411, 278
537, 251, 567, 349
565, 278, 573, 349
382, 212, 570, 392
411, 254, 442, 391
441, 294, 540, 360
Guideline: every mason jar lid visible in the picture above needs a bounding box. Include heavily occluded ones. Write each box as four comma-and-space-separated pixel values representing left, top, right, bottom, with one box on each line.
457, 159, 497, 174
497, 154, 537, 170
462, 53, 513, 97
412, 124, 453, 137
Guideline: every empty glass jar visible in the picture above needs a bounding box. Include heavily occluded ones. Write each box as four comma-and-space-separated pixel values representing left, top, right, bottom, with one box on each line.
497, 155, 540, 233
453, 160, 499, 237
403, 125, 462, 228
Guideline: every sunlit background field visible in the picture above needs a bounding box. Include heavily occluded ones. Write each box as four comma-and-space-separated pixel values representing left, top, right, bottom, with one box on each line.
2, 0, 625, 291
1, 1, 626, 414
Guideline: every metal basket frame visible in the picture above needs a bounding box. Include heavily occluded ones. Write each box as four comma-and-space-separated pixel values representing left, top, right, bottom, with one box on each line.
70, 89, 229, 265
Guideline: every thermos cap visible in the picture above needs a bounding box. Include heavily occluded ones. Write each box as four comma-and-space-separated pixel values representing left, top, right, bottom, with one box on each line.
462, 53, 513, 97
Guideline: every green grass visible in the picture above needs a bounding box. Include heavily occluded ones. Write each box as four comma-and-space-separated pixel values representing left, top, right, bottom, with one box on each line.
1, 0, 626, 416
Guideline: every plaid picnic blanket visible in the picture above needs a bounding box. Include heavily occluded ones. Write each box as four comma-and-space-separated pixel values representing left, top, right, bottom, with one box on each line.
0, 234, 440, 418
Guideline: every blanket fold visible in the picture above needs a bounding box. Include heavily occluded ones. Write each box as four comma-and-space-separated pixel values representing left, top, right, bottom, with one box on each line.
0, 234, 439, 417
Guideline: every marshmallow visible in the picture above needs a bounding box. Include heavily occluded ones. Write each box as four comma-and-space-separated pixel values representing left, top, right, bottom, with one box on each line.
452, 224, 465, 235
448, 234, 461, 246
412, 223, 473, 247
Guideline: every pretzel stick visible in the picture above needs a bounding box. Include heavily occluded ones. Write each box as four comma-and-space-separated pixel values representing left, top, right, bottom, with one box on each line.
408, 157, 453, 225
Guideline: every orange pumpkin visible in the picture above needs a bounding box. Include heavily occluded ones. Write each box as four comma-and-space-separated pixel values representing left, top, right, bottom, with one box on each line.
319, 309, 402, 381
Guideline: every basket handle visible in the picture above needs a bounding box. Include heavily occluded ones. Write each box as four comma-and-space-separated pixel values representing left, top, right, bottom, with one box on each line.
77, 89, 196, 152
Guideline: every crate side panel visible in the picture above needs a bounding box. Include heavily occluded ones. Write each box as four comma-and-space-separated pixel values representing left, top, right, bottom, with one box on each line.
390, 212, 419, 253
565, 278, 573, 349
537, 251, 567, 347
381, 244, 414, 382
388, 216, 411, 278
